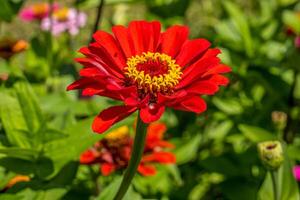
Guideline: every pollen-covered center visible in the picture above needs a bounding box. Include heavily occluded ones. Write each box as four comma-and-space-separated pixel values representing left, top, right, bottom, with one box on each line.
124, 52, 182, 94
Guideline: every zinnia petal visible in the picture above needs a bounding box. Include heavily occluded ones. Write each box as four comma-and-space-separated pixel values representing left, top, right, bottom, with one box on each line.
92, 106, 137, 134
101, 163, 116, 176
161, 25, 189, 58
140, 105, 165, 123
137, 164, 156, 176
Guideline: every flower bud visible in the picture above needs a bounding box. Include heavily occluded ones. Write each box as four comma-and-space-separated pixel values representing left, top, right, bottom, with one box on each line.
271, 111, 287, 130
257, 141, 284, 170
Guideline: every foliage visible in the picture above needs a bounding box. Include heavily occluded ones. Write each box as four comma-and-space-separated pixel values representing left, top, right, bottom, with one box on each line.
1, 0, 300, 199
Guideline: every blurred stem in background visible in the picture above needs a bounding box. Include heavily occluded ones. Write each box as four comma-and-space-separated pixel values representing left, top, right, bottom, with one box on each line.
114, 112, 148, 200
283, 70, 299, 144
90, 0, 105, 43
47, 0, 53, 73
271, 171, 279, 200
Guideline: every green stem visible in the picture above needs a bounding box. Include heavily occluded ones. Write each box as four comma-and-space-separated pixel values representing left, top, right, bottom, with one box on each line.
270, 170, 279, 200
89, 0, 105, 43
113, 112, 148, 200
47, 0, 54, 74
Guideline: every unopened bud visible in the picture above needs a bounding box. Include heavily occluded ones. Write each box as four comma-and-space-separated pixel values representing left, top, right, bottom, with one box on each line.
257, 141, 284, 170
271, 111, 287, 130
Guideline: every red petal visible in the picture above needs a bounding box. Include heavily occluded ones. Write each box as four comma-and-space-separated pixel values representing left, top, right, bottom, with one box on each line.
92, 106, 137, 134
137, 164, 156, 176
88, 43, 124, 78
178, 57, 220, 89
208, 74, 230, 86
128, 21, 161, 55
93, 30, 126, 69
79, 149, 97, 164
112, 25, 135, 58
156, 141, 175, 149
82, 87, 103, 96
161, 25, 189, 58
172, 96, 207, 114
202, 64, 231, 77
185, 80, 219, 95
100, 163, 116, 176
142, 152, 176, 164
79, 67, 106, 77
140, 105, 165, 123
176, 39, 211, 67
75, 58, 108, 74
147, 123, 167, 141
67, 78, 93, 91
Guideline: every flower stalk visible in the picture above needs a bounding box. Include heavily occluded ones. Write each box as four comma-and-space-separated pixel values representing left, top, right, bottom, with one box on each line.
113, 111, 148, 200
270, 170, 279, 200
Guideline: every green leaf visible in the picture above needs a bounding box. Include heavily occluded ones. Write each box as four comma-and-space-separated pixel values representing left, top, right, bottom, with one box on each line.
0, 0, 24, 22
0, 92, 31, 148
173, 134, 201, 165
42, 118, 106, 178
238, 124, 275, 142
0, 147, 39, 161
14, 82, 44, 136
213, 97, 243, 115
223, 1, 254, 57
97, 176, 142, 200
206, 120, 233, 140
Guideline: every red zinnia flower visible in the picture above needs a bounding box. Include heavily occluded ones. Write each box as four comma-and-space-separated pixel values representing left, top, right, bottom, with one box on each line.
80, 122, 176, 176
67, 21, 231, 133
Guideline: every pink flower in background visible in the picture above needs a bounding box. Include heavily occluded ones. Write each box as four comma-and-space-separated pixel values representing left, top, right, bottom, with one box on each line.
293, 165, 300, 181
41, 7, 87, 36
19, 3, 58, 21
295, 36, 300, 49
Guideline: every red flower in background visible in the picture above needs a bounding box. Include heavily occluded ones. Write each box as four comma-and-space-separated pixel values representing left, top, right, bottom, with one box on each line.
80, 122, 176, 176
67, 20, 231, 133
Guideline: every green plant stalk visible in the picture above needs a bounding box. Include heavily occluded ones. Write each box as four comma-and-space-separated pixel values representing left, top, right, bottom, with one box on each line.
47, 0, 54, 72
113, 112, 148, 200
270, 170, 279, 200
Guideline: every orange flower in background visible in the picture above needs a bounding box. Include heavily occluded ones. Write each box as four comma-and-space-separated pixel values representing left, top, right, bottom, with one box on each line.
67, 20, 231, 134
80, 122, 176, 176
0, 38, 28, 60
2, 175, 30, 191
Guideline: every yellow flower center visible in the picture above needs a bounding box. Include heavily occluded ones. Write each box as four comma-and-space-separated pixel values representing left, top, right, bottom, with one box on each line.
124, 52, 182, 95
53, 8, 69, 21
105, 126, 129, 141
32, 3, 48, 16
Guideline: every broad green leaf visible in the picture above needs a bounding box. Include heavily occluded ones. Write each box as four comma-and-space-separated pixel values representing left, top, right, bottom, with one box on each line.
173, 134, 201, 165
97, 176, 142, 200
206, 120, 233, 140
213, 97, 243, 115
0, 92, 31, 148
0, 0, 24, 22
0, 148, 39, 161
133, 165, 176, 195
238, 124, 275, 142
0, 194, 23, 200
223, 1, 254, 57
42, 118, 106, 178
14, 82, 44, 134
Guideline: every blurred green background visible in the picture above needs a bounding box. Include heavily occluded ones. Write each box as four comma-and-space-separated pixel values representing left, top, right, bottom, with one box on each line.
1, 0, 300, 199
